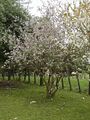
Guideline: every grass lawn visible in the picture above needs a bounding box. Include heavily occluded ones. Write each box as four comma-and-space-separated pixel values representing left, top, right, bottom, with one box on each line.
0, 80, 90, 120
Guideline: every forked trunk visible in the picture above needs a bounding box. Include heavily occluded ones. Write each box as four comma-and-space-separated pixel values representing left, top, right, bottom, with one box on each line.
45, 75, 60, 99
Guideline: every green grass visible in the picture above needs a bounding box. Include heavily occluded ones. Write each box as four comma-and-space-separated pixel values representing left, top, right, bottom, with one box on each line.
0, 82, 90, 120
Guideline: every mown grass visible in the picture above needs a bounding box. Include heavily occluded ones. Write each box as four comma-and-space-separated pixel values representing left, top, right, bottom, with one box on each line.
0, 77, 90, 120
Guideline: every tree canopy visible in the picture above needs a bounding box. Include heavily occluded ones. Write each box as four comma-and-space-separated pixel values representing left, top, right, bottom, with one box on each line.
0, 0, 29, 64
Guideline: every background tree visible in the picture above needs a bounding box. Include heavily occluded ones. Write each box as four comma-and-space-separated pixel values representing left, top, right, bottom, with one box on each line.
0, 0, 30, 66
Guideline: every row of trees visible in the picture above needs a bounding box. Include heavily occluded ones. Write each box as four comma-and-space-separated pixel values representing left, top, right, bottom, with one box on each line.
0, 0, 90, 98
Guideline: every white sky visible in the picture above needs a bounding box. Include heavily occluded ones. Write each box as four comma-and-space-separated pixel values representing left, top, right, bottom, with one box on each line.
22, 0, 76, 16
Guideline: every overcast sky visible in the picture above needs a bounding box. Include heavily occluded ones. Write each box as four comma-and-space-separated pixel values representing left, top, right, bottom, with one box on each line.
23, 0, 76, 16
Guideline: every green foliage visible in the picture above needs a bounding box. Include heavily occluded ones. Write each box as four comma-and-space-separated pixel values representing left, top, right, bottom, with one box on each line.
0, 0, 26, 36
0, 0, 29, 65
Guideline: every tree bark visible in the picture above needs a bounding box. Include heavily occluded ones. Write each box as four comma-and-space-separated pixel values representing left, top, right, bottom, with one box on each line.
2, 72, 5, 80
18, 72, 21, 81
68, 76, 72, 91
40, 75, 43, 86
61, 77, 64, 89
34, 72, 36, 84
88, 73, 90, 95
76, 73, 81, 93
28, 70, 30, 83
8, 70, 11, 81
24, 69, 27, 82
45, 75, 60, 99
12, 69, 15, 80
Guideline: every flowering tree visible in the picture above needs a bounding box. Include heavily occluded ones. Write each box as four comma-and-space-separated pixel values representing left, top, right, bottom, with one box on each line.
1, 0, 90, 98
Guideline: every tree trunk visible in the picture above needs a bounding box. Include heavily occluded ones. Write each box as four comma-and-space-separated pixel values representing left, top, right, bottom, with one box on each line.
24, 69, 27, 82
40, 75, 43, 86
8, 70, 11, 81
12, 69, 15, 80
28, 70, 30, 83
68, 76, 72, 91
34, 73, 36, 84
61, 77, 64, 89
2, 72, 5, 80
18, 73, 21, 81
76, 73, 81, 93
45, 75, 59, 99
46, 85, 58, 99
88, 81, 90, 95
88, 73, 90, 95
